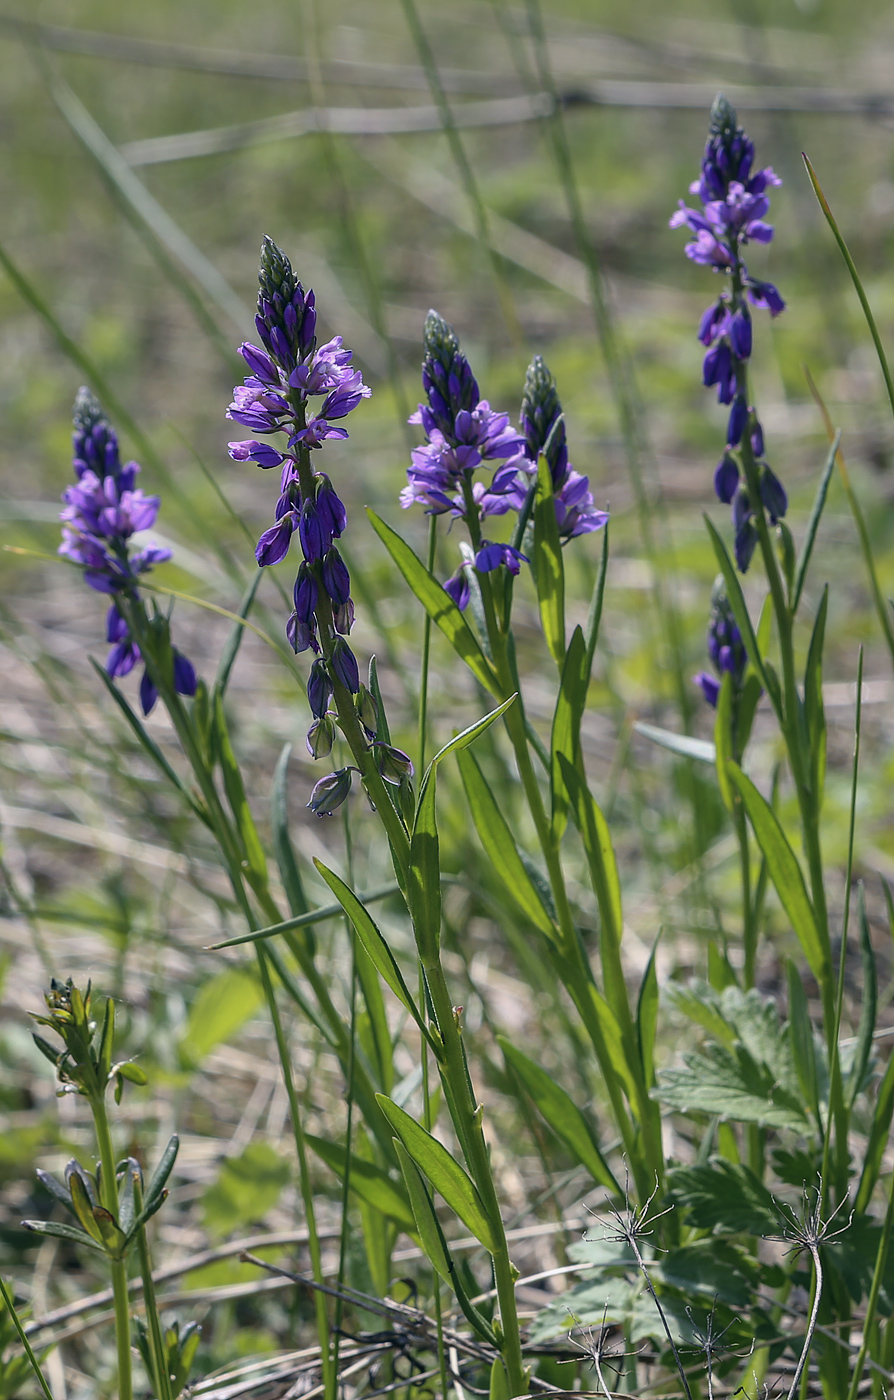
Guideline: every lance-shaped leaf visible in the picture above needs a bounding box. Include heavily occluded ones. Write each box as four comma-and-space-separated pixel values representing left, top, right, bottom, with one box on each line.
499, 1038, 618, 1191
68, 1170, 106, 1246
393, 1139, 498, 1346
804, 588, 828, 810
557, 756, 624, 997
272, 745, 310, 922
212, 691, 267, 885
532, 455, 566, 666
714, 673, 736, 815
457, 747, 557, 942
20, 1218, 108, 1255
125, 1134, 179, 1242
550, 625, 589, 840
726, 762, 827, 981
314, 862, 435, 1052
307, 1135, 415, 1233
634, 722, 716, 765
367, 510, 500, 695
409, 767, 441, 964
377, 1095, 499, 1253
848, 886, 877, 1109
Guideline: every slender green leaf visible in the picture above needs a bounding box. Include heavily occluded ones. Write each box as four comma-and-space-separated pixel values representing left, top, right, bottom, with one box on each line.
804, 586, 828, 809
376, 1094, 499, 1252
793, 433, 840, 614
856, 1035, 894, 1214
216, 570, 264, 696
804, 154, 894, 424
0, 1276, 56, 1400
787, 961, 819, 1120
714, 672, 735, 814
532, 454, 566, 666
557, 755, 623, 970
367, 510, 500, 694
209, 882, 401, 949
550, 625, 588, 839
98, 996, 114, 1083
584, 519, 609, 678
408, 768, 441, 962
736, 674, 764, 757
424, 696, 518, 782
634, 721, 715, 765
456, 746, 557, 941
578, 982, 638, 1104
727, 762, 826, 981
354, 940, 394, 1094
637, 937, 660, 1090
307, 1134, 414, 1232
67, 1171, 105, 1244
704, 516, 772, 703
313, 862, 434, 1049
499, 1037, 617, 1191
393, 1140, 498, 1346
849, 885, 877, 1109
271, 745, 310, 921
21, 1218, 107, 1254
212, 690, 267, 884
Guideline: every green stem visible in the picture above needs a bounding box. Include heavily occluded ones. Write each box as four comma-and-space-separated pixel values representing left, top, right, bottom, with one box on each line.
134, 1196, 173, 1400
422, 958, 526, 1395
254, 944, 335, 1397
417, 516, 438, 772
91, 1095, 133, 1400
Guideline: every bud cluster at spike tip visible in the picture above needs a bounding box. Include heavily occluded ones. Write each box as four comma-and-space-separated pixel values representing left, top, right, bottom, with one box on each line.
59, 388, 196, 715
228, 237, 412, 817
693, 578, 749, 708
671, 95, 787, 572
404, 315, 607, 609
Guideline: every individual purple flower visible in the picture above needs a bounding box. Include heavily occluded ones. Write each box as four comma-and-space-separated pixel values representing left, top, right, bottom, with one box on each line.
694, 578, 749, 709
307, 658, 332, 719
373, 743, 415, 786
444, 565, 471, 611
60, 388, 196, 715
475, 542, 528, 575
307, 767, 354, 817
330, 637, 360, 694
672, 95, 787, 571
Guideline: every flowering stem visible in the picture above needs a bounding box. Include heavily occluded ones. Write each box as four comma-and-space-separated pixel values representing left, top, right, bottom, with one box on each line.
417, 515, 438, 771
90, 1092, 133, 1400
421, 956, 526, 1395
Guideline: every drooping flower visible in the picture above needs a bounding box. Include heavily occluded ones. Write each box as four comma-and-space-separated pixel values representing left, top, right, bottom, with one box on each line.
694, 578, 748, 708
59, 389, 196, 715
671, 95, 787, 570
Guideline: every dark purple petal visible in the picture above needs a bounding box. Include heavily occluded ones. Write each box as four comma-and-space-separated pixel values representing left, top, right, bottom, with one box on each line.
293, 562, 318, 624
714, 452, 739, 504
444, 568, 470, 611
729, 310, 752, 360
173, 651, 197, 697
735, 520, 759, 572
256, 517, 294, 566
693, 671, 720, 708
107, 639, 140, 678
307, 658, 332, 718
330, 638, 359, 693
759, 465, 787, 523
727, 397, 749, 447
106, 604, 128, 644
298, 499, 330, 562
321, 548, 351, 606
228, 439, 287, 468
139, 669, 158, 716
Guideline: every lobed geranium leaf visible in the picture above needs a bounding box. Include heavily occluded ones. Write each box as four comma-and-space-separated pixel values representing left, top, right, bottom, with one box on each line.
668, 1158, 779, 1235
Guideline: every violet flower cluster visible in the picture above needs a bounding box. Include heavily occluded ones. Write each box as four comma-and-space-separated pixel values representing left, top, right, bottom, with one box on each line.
403, 313, 606, 608
59, 389, 196, 715
693, 579, 748, 709
671, 95, 787, 571
228, 237, 411, 816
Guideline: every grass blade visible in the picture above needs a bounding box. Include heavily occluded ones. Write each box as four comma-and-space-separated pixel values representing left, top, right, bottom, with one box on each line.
792, 431, 840, 615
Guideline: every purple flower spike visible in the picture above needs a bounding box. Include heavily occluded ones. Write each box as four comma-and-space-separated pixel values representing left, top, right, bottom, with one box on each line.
307, 767, 354, 817
672, 95, 786, 555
